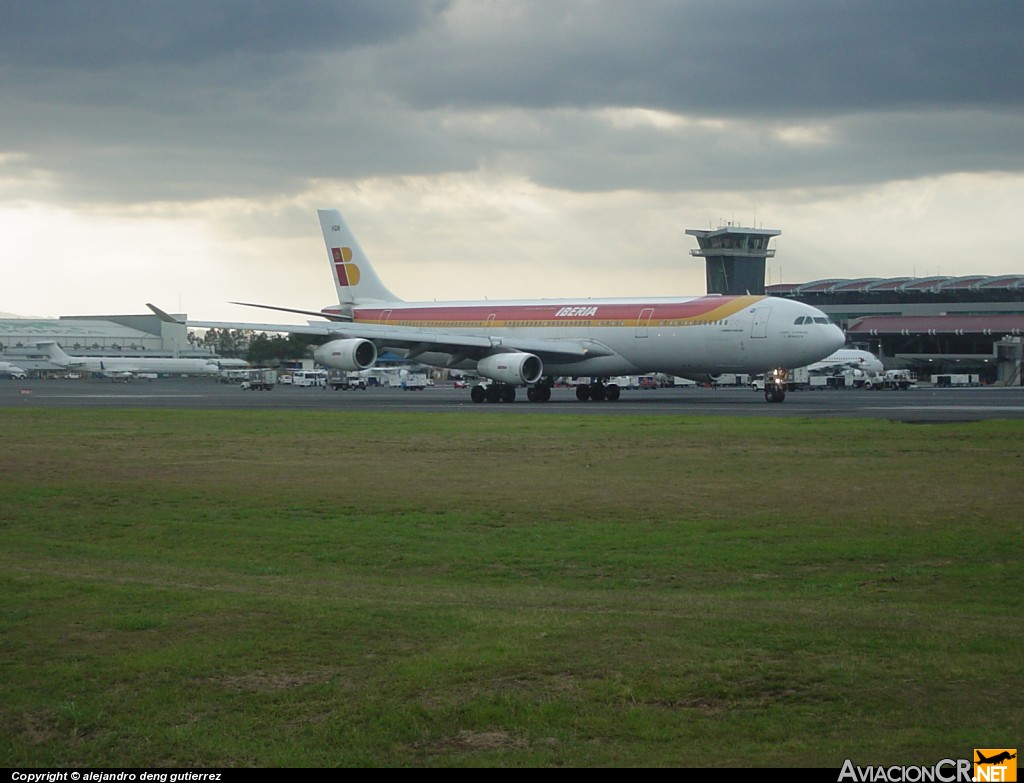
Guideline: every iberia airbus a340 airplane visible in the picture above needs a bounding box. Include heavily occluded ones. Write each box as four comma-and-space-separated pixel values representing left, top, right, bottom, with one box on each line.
176, 209, 845, 403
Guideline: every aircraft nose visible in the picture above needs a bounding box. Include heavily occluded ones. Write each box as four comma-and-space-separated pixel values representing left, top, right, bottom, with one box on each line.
825, 323, 846, 353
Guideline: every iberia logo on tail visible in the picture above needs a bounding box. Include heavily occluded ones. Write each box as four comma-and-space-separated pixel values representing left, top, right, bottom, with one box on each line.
332, 247, 360, 287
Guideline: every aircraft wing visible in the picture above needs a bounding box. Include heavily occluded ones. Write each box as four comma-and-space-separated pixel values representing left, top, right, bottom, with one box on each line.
186, 319, 343, 337
185, 318, 614, 363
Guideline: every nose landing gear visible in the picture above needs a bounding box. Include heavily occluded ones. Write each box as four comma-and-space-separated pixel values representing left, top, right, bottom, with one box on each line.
765, 368, 787, 403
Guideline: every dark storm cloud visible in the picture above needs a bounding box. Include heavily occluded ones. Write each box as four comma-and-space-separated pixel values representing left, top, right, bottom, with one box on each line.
0, 1, 439, 71
1, 0, 1021, 203
377, 0, 1024, 116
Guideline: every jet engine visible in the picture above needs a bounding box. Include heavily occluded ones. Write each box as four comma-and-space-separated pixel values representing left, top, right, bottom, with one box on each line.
477, 352, 543, 385
313, 338, 377, 371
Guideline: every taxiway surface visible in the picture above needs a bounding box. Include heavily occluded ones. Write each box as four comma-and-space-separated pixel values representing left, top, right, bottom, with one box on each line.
4, 378, 1024, 422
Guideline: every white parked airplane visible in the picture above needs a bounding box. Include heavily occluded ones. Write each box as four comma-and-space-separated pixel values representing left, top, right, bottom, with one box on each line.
807, 348, 884, 377
37, 341, 222, 378
176, 209, 845, 403
0, 360, 27, 379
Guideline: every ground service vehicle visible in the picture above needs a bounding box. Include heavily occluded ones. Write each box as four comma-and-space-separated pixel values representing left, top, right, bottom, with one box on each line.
864, 369, 915, 390
328, 370, 367, 390
241, 369, 277, 390
292, 370, 327, 387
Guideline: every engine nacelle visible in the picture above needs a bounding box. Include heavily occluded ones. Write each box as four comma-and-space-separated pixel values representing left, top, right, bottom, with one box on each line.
477, 352, 543, 385
313, 338, 377, 371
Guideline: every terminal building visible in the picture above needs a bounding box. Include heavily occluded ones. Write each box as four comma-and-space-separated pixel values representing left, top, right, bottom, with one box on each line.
687, 224, 1024, 384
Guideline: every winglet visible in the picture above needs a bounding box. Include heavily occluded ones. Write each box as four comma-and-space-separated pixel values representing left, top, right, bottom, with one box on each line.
147, 303, 183, 324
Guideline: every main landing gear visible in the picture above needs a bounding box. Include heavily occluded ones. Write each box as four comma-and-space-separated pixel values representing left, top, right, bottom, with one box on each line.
574, 381, 621, 402
470, 381, 552, 404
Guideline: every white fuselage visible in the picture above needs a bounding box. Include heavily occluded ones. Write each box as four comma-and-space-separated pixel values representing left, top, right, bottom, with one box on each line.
46, 351, 220, 376
335, 294, 845, 378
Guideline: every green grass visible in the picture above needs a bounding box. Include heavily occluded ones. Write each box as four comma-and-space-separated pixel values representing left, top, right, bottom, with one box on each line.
1, 409, 1021, 766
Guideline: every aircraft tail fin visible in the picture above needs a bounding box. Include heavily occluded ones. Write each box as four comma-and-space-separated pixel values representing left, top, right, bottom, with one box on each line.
37, 340, 72, 366
318, 209, 401, 306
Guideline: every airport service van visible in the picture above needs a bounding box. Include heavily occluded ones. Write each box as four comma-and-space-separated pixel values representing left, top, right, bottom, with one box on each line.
292, 370, 327, 387
709, 373, 751, 387
403, 372, 429, 391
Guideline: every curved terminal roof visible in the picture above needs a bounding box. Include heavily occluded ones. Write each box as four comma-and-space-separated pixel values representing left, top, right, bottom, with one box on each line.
831, 278, 883, 293
793, 279, 847, 295
776, 275, 1024, 296
975, 275, 1024, 290
864, 277, 914, 293
935, 275, 989, 291
899, 276, 952, 292
765, 283, 802, 295
848, 315, 1024, 335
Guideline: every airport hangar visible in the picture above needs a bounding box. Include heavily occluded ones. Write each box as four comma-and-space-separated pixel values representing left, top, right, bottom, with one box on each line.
0, 312, 221, 373
688, 226, 1024, 385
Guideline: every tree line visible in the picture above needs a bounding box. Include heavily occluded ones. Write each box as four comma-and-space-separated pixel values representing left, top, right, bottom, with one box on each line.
198, 329, 323, 364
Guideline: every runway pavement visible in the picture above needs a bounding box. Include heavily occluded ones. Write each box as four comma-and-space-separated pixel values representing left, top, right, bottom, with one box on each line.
4, 377, 1024, 421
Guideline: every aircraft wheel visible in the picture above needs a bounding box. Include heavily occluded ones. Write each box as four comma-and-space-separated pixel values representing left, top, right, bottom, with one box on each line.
590, 383, 607, 402
575, 385, 591, 402
471, 385, 486, 403
485, 384, 502, 403
605, 383, 621, 402
501, 385, 516, 403
527, 386, 537, 402
538, 383, 552, 402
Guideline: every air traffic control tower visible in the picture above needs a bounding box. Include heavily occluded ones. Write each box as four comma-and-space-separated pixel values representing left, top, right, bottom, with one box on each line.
686, 223, 781, 296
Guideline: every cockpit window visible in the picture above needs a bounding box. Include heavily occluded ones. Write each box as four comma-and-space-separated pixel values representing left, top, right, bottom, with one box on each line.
794, 316, 807, 325
813, 317, 830, 324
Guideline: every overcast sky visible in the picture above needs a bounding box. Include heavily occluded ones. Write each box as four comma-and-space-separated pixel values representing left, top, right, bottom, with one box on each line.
2, 0, 1023, 320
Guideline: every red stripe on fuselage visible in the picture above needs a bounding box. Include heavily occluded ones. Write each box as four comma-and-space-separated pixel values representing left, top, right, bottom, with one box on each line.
320, 296, 763, 324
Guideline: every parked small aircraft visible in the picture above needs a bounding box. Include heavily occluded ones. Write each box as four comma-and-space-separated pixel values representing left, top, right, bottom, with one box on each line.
37, 341, 222, 378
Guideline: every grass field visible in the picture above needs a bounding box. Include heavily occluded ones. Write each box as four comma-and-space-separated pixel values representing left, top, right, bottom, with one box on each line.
1, 408, 1021, 767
